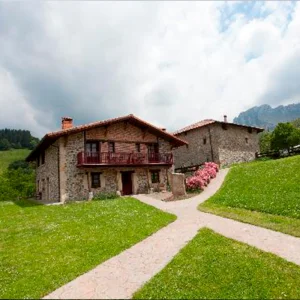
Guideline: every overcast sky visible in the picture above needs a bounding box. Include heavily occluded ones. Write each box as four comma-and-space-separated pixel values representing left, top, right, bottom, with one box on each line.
0, 1, 300, 137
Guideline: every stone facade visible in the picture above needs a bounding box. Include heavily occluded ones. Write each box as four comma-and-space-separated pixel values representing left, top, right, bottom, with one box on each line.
174, 122, 261, 168
35, 121, 174, 202
36, 140, 60, 202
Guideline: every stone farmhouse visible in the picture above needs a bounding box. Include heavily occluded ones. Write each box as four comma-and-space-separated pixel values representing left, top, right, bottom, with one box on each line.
26, 114, 187, 203
173, 115, 264, 170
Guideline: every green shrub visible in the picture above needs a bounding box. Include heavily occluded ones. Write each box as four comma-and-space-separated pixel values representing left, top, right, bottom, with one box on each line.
93, 191, 120, 200
0, 160, 35, 201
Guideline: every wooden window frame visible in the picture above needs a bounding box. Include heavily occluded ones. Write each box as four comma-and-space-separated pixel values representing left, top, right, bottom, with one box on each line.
91, 172, 101, 188
150, 170, 160, 184
85, 141, 99, 153
108, 142, 115, 153
148, 143, 159, 154
136, 143, 141, 152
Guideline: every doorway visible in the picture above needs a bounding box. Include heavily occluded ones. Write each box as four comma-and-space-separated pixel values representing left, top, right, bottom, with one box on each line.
121, 171, 133, 195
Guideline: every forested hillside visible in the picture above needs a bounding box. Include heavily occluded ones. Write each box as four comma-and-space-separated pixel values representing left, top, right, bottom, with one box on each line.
0, 129, 39, 150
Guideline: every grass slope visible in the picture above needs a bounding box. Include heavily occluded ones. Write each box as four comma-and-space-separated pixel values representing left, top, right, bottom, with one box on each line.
0, 198, 176, 299
134, 228, 300, 299
0, 149, 30, 173
199, 156, 300, 236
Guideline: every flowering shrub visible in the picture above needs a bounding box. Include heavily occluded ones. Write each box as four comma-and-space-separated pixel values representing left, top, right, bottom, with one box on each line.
186, 162, 219, 192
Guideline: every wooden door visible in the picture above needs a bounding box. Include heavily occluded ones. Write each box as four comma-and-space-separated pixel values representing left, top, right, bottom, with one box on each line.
122, 172, 133, 195
85, 142, 100, 163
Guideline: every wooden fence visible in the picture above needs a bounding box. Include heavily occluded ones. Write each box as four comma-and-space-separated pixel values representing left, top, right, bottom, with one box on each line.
175, 163, 204, 174
256, 145, 300, 159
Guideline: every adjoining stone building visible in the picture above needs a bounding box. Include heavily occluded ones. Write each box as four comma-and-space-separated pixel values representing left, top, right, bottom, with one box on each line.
26, 114, 187, 203
173, 116, 264, 170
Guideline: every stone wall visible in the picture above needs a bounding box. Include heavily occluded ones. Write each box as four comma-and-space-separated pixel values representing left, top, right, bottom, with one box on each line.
36, 140, 59, 202
173, 125, 218, 169
173, 123, 260, 169
135, 169, 149, 194
62, 132, 89, 201
215, 124, 260, 166
171, 173, 186, 196
158, 137, 172, 153
219, 149, 256, 167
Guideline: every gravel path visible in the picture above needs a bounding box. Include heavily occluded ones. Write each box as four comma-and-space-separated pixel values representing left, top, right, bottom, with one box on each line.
44, 169, 300, 299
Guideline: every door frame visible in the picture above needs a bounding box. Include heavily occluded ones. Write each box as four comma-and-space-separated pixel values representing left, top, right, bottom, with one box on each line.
121, 171, 134, 195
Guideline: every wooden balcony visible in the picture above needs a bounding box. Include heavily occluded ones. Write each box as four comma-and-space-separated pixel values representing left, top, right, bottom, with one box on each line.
77, 151, 173, 167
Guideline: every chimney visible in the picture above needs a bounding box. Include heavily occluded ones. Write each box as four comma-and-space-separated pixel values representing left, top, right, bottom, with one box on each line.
223, 115, 227, 123
62, 117, 73, 130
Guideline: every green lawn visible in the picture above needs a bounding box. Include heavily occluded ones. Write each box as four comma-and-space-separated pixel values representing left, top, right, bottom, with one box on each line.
0, 198, 176, 299
134, 228, 300, 299
0, 149, 30, 173
199, 156, 300, 236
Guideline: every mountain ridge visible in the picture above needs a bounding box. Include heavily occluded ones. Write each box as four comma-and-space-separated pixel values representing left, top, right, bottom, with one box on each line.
233, 103, 300, 130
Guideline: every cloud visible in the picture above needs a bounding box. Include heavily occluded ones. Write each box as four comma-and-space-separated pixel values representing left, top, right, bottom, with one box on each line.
0, 1, 299, 137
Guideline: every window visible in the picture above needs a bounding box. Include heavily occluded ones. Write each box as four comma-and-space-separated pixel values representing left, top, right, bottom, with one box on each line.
248, 128, 253, 134
85, 142, 99, 153
148, 143, 158, 153
136, 143, 141, 152
245, 137, 248, 144
37, 157, 40, 167
150, 170, 160, 183
203, 138, 207, 145
91, 172, 101, 188
41, 151, 45, 165
108, 142, 115, 153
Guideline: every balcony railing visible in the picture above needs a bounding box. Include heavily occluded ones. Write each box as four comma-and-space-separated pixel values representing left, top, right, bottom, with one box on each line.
77, 151, 173, 166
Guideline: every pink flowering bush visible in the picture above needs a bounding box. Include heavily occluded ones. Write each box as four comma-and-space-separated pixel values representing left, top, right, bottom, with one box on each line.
186, 162, 219, 192
204, 162, 219, 172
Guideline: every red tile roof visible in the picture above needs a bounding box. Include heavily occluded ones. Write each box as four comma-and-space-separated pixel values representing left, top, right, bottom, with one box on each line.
173, 119, 216, 135
26, 114, 188, 161
173, 119, 264, 135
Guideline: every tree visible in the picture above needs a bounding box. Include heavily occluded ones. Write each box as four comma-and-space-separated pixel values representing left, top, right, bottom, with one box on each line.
271, 123, 300, 152
0, 138, 11, 150
0, 128, 39, 150
259, 132, 272, 152
291, 118, 300, 129
8, 160, 30, 171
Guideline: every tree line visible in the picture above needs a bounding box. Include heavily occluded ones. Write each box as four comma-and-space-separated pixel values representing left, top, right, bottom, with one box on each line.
259, 118, 300, 153
0, 129, 40, 151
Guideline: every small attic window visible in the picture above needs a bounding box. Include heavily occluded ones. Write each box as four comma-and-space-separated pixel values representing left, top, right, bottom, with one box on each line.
245, 137, 249, 144
222, 123, 228, 130
203, 138, 207, 145
248, 128, 253, 134
184, 132, 187, 136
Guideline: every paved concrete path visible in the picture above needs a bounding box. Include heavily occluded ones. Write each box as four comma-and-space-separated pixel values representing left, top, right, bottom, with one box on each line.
45, 169, 300, 299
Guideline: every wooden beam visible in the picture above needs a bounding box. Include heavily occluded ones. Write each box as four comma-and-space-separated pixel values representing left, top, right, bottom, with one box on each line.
104, 125, 109, 137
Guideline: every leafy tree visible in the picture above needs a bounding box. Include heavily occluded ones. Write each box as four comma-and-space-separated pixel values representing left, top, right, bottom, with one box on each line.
0, 159, 35, 201
291, 118, 300, 129
0, 138, 11, 150
29, 137, 39, 150
4, 168, 35, 199
259, 132, 272, 152
8, 160, 31, 171
271, 123, 300, 152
